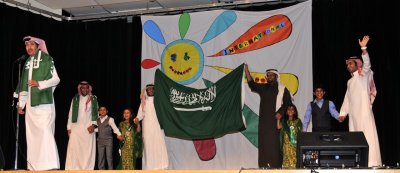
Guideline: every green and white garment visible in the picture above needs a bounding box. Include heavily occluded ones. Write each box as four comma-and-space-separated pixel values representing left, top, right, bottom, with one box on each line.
16, 50, 56, 106
71, 95, 98, 123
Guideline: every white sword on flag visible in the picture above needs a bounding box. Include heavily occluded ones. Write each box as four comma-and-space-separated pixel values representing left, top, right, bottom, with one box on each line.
174, 106, 212, 111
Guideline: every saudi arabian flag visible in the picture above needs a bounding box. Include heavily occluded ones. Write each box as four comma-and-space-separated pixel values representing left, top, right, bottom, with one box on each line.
154, 64, 245, 139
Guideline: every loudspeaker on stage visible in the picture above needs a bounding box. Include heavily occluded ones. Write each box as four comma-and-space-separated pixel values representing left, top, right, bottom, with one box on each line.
297, 131, 368, 168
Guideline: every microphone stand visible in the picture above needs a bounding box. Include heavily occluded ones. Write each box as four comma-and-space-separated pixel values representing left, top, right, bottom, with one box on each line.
13, 59, 23, 170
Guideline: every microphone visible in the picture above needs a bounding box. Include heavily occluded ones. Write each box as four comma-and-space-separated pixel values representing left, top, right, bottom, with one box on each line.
14, 54, 27, 63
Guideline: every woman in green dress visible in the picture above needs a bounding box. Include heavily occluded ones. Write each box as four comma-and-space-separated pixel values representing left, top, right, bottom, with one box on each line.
277, 103, 302, 169
117, 108, 143, 170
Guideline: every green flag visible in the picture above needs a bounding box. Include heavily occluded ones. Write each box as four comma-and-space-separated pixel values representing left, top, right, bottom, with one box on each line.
154, 64, 245, 139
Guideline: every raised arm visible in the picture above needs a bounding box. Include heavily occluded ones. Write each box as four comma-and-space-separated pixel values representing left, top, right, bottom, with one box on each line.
359, 35, 372, 73
134, 103, 144, 124
358, 35, 369, 56
244, 63, 252, 82
244, 63, 264, 94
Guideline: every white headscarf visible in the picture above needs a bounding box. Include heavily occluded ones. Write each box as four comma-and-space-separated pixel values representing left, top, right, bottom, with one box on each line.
266, 69, 293, 110
265, 69, 280, 82
140, 84, 154, 112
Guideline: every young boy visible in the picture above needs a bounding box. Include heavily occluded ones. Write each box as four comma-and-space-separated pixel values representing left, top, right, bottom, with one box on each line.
95, 106, 123, 170
302, 85, 340, 132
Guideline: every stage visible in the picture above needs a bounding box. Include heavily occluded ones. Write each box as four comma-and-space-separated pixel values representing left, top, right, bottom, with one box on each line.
1, 169, 400, 173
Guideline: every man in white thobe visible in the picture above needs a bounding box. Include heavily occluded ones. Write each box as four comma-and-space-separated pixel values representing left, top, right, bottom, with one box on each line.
339, 35, 382, 167
134, 84, 169, 170
65, 81, 98, 170
17, 36, 60, 170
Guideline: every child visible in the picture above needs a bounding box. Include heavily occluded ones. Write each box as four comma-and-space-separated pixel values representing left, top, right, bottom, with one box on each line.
303, 84, 340, 132
117, 108, 143, 170
277, 103, 302, 169
95, 106, 123, 170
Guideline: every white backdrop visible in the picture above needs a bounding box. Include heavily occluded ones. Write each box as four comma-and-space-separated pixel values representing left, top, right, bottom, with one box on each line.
140, 0, 312, 169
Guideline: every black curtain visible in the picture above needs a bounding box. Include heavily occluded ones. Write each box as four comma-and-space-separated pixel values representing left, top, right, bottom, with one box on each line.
1, 0, 399, 170
0, 4, 142, 170
311, 0, 400, 166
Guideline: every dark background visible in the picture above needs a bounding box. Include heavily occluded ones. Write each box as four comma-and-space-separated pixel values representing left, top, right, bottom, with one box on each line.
1, 0, 399, 170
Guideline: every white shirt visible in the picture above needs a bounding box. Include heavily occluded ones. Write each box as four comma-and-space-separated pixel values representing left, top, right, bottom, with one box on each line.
95, 115, 122, 136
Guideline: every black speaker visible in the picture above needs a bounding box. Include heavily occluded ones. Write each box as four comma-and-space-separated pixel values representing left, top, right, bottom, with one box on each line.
297, 132, 368, 168
0, 146, 4, 170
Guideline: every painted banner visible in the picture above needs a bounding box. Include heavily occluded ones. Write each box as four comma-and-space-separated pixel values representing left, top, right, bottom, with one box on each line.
141, 0, 312, 169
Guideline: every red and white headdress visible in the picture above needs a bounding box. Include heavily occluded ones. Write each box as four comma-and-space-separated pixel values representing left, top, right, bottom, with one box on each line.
23, 36, 48, 54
